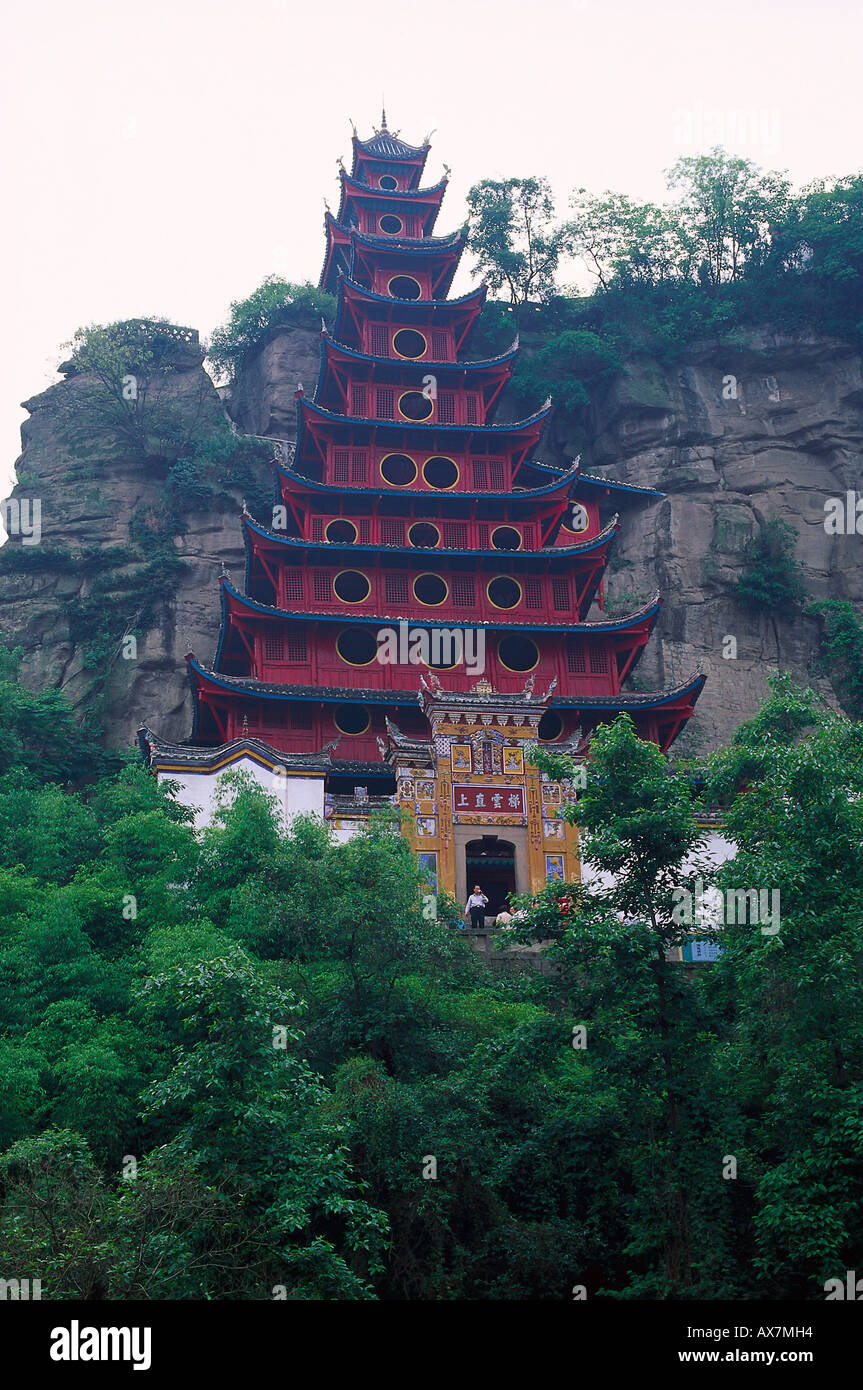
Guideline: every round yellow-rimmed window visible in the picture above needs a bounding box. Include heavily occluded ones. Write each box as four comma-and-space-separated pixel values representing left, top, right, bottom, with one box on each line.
379, 453, 417, 487
325, 518, 358, 545
487, 576, 522, 610
491, 525, 522, 551
378, 175, 398, 191
393, 328, 427, 359
334, 704, 371, 735
379, 213, 403, 235
564, 503, 590, 533
422, 455, 459, 490
398, 390, 434, 422
497, 634, 539, 673
408, 521, 440, 549
413, 572, 449, 607
332, 570, 371, 604
387, 274, 422, 301
335, 628, 378, 666
419, 636, 460, 671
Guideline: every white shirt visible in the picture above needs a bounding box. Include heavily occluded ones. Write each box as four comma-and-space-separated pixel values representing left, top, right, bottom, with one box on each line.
465, 893, 488, 911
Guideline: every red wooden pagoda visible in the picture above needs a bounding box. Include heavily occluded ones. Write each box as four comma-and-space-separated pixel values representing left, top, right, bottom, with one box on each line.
142, 116, 704, 897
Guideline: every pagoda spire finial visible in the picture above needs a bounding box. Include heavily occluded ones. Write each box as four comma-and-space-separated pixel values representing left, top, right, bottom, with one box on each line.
381, 99, 387, 129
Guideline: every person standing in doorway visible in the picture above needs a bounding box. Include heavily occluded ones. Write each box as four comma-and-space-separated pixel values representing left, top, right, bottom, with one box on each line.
465, 885, 488, 930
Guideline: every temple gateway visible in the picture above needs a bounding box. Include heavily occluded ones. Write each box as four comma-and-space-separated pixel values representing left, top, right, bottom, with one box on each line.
140, 117, 705, 912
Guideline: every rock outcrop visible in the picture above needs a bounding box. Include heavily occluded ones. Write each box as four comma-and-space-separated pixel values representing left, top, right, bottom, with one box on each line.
573, 330, 863, 749
1, 322, 861, 753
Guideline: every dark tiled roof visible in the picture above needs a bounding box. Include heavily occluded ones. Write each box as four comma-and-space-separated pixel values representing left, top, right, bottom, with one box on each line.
357, 131, 429, 160
138, 728, 336, 771
549, 672, 706, 710
190, 662, 420, 704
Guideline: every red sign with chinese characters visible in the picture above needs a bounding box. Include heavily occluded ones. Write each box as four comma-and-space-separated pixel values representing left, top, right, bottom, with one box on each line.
452, 784, 525, 814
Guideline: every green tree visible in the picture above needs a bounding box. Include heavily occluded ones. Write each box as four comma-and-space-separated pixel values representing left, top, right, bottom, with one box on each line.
523, 717, 738, 1296
707, 675, 863, 1294
666, 147, 791, 287
465, 177, 571, 312
510, 329, 623, 411
139, 947, 389, 1298
734, 517, 806, 612
568, 191, 691, 290
208, 277, 336, 380
0, 643, 108, 782
808, 598, 863, 718
62, 319, 213, 460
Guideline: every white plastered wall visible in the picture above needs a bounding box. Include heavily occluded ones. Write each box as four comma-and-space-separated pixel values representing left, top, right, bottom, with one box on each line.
156, 759, 326, 831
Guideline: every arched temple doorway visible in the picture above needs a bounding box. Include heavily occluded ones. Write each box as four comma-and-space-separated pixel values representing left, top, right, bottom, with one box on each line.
464, 837, 516, 917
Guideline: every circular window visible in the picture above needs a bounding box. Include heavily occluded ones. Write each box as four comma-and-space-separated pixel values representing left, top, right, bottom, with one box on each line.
538, 711, 564, 742
487, 576, 522, 610
408, 521, 440, 549
333, 570, 370, 603
491, 526, 522, 551
379, 175, 398, 190
336, 627, 378, 666
413, 573, 448, 607
380, 453, 417, 486
398, 390, 434, 422
393, 328, 427, 359
425, 639, 459, 670
497, 635, 539, 672
388, 274, 422, 301
325, 518, 358, 545
422, 456, 459, 489
379, 214, 403, 235
566, 503, 590, 533
334, 704, 370, 735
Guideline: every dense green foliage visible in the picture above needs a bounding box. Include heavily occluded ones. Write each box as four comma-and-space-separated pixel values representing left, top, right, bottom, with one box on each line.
0, 643, 112, 782
808, 598, 863, 719
465, 177, 569, 312
734, 518, 807, 613
466, 150, 863, 413
0, 667, 860, 1298
207, 278, 337, 379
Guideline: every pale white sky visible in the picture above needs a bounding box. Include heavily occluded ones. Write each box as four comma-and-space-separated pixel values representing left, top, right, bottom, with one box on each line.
1, 0, 861, 497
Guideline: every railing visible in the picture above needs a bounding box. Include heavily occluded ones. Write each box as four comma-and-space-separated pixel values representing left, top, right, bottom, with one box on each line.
243, 435, 296, 467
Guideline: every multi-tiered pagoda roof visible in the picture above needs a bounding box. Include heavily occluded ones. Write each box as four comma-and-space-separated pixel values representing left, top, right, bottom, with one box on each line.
163, 115, 703, 791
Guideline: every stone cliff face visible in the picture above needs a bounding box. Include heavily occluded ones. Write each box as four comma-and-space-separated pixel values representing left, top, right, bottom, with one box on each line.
1, 323, 860, 753
573, 330, 863, 750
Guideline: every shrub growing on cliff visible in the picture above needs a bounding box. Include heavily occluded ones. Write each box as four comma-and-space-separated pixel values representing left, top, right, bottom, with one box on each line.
0, 642, 109, 782
510, 329, 623, 412
62, 319, 212, 460
734, 518, 806, 613
808, 598, 863, 719
208, 277, 336, 380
